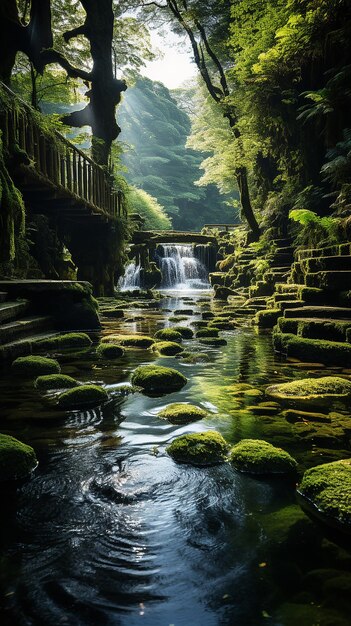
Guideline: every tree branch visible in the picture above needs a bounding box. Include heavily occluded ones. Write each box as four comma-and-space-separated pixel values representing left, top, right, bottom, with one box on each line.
63, 24, 87, 43
40, 48, 92, 81
194, 18, 230, 99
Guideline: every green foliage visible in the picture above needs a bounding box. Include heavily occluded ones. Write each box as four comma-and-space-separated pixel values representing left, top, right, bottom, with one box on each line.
126, 186, 171, 230
289, 209, 340, 248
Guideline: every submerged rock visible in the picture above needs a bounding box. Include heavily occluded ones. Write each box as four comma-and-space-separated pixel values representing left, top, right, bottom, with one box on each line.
0, 434, 37, 481
266, 376, 351, 406
198, 337, 227, 346
229, 439, 297, 475
131, 365, 187, 395
12, 356, 61, 377
166, 430, 229, 465
35, 374, 78, 390
96, 343, 124, 359
152, 341, 184, 356
58, 384, 108, 409
102, 334, 155, 348
179, 351, 210, 364
158, 403, 207, 424
154, 328, 183, 342
298, 459, 351, 532
196, 327, 219, 338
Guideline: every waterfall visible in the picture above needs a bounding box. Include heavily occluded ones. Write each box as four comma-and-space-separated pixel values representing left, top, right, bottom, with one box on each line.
118, 262, 141, 290
158, 244, 209, 289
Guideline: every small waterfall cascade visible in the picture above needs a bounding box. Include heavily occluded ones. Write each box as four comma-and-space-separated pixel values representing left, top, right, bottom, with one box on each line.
158, 244, 209, 289
118, 262, 141, 290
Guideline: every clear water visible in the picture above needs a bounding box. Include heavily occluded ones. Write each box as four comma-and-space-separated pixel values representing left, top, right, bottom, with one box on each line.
0, 292, 350, 626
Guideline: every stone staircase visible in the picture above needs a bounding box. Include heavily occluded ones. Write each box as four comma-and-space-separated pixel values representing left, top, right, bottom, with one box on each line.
252, 243, 351, 366
0, 291, 57, 361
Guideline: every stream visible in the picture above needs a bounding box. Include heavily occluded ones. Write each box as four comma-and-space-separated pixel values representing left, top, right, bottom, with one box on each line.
0, 290, 351, 626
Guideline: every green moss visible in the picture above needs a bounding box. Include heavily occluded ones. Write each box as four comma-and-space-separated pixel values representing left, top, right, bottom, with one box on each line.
230, 439, 297, 475
158, 403, 207, 424
131, 365, 187, 395
58, 384, 108, 409
198, 337, 227, 346
154, 328, 183, 342
152, 341, 184, 356
298, 459, 351, 528
0, 433, 37, 481
209, 319, 237, 330
12, 356, 61, 377
202, 311, 214, 320
174, 309, 193, 315
171, 326, 194, 339
190, 320, 208, 328
168, 315, 188, 322
36, 333, 92, 351
96, 343, 124, 359
102, 334, 155, 348
196, 327, 219, 338
166, 430, 229, 465
254, 308, 281, 328
35, 374, 78, 390
266, 376, 351, 405
179, 352, 211, 363
285, 334, 351, 366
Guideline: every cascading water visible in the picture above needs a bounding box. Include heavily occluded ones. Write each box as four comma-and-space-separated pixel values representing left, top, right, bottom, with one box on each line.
158, 244, 209, 289
118, 262, 141, 290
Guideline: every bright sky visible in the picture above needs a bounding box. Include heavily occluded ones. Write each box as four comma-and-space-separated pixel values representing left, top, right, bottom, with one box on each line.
141, 29, 198, 89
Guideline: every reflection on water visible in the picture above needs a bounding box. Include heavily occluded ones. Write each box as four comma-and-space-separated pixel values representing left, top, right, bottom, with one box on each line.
0, 291, 350, 626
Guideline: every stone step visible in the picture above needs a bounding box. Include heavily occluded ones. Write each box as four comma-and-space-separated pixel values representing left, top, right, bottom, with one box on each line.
307, 255, 351, 272
305, 270, 351, 290
0, 292, 7, 303
0, 300, 29, 324
296, 243, 351, 261
0, 315, 53, 345
268, 253, 294, 267
278, 317, 351, 342
277, 300, 305, 311
284, 306, 351, 320
275, 283, 301, 294
0, 331, 60, 361
274, 293, 299, 302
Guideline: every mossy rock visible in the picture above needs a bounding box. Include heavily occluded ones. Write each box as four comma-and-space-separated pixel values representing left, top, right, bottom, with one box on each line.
35, 333, 92, 351
174, 309, 193, 315
152, 341, 184, 356
196, 327, 219, 338
266, 376, 351, 406
0, 434, 37, 481
198, 337, 227, 346
96, 343, 124, 359
158, 403, 207, 424
179, 352, 211, 364
131, 365, 187, 395
154, 328, 183, 342
273, 332, 351, 366
12, 356, 61, 377
202, 311, 214, 320
102, 334, 154, 348
209, 320, 237, 330
190, 320, 208, 328
58, 384, 108, 409
254, 308, 281, 328
169, 315, 188, 322
298, 459, 351, 531
230, 439, 297, 475
171, 326, 194, 339
35, 374, 78, 390
166, 430, 229, 465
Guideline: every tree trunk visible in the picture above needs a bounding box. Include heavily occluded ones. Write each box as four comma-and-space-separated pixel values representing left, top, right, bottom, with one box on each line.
236, 166, 260, 240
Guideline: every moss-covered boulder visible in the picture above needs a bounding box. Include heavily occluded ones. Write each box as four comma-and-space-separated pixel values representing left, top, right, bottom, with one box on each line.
198, 337, 227, 346
266, 376, 351, 406
96, 343, 124, 359
254, 309, 281, 328
154, 328, 183, 342
58, 384, 108, 409
152, 341, 184, 356
35, 333, 92, 351
102, 334, 154, 348
174, 309, 193, 315
0, 434, 37, 481
35, 374, 78, 390
171, 326, 194, 339
158, 403, 207, 424
12, 356, 61, 377
229, 439, 297, 475
298, 459, 351, 531
131, 365, 187, 395
166, 430, 229, 465
196, 327, 219, 338
179, 351, 210, 364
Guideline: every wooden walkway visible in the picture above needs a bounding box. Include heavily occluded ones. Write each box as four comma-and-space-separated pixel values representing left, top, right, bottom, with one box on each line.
1, 83, 126, 222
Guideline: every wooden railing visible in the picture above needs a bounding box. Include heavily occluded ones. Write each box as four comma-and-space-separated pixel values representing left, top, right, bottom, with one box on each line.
0, 83, 126, 219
